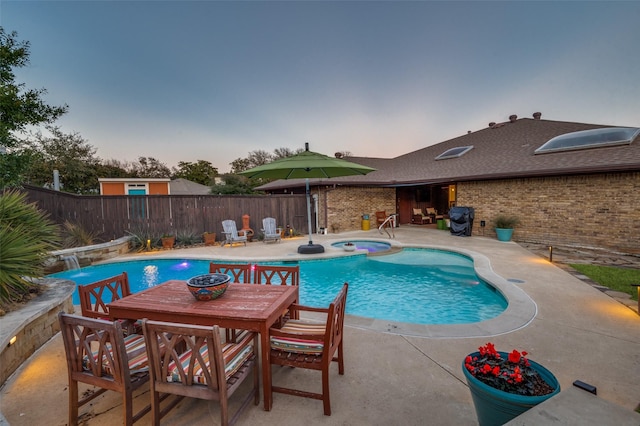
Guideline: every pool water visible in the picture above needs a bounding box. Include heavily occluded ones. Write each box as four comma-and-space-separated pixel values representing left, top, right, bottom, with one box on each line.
331, 240, 392, 253
49, 249, 507, 325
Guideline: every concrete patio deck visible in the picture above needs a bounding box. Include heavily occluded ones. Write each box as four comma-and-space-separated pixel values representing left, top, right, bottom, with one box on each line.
1, 226, 639, 425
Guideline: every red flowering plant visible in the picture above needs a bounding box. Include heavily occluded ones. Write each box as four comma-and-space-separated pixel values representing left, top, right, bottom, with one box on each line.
464, 342, 555, 397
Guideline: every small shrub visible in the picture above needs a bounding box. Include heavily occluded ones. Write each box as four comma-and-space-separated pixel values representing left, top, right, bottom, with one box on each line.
176, 231, 198, 246
493, 215, 520, 229
0, 190, 60, 308
126, 229, 157, 252
61, 221, 100, 248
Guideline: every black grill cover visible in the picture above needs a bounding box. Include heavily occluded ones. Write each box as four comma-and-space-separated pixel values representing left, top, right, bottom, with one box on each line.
449, 207, 474, 236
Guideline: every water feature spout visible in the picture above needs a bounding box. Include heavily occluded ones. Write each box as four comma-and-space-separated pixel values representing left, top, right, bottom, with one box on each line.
60, 255, 80, 271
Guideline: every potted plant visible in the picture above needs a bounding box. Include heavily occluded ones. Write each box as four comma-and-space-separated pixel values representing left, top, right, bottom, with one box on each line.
160, 234, 175, 249
493, 215, 520, 242
203, 232, 216, 246
343, 242, 356, 252
462, 342, 560, 426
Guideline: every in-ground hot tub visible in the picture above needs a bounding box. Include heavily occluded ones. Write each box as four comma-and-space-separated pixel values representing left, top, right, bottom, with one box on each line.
331, 240, 392, 253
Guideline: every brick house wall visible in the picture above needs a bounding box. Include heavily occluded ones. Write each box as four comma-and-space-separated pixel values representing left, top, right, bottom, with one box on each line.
314, 186, 395, 233
310, 172, 639, 255
456, 171, 640, 254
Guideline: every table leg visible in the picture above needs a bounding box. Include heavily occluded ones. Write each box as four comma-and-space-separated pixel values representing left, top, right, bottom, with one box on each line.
261, 324, 272, 411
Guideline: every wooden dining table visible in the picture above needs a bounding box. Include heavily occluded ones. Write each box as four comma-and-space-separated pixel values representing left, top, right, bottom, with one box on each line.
107, 279, 298, 411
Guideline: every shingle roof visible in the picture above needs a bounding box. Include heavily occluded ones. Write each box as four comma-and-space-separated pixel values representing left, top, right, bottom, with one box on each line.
257, 117, 640, 190
170, 178, 211, 195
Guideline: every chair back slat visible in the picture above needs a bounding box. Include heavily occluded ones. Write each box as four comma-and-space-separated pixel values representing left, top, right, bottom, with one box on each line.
60, 313, 128, 386
143, 320, 223, 392
209, 262, 252, 283
327, 283, 349, 351
253, 265, 299, 286
222, 220, 239, 238
78, 272, 131, 319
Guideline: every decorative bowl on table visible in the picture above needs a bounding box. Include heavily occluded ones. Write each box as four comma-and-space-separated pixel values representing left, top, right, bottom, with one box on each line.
186, 273, 231, 301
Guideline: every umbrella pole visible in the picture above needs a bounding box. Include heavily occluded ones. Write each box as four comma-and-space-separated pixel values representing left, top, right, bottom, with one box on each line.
306, 178, 313, 245
298, 178, 324, 254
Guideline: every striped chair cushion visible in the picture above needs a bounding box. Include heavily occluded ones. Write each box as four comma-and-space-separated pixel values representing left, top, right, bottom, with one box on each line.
84, 333, 149, 375
270, 320, 326, 355
166, 342, 254, 385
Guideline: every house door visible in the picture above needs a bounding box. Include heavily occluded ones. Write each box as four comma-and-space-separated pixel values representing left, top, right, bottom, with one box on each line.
397, 187, 413, 224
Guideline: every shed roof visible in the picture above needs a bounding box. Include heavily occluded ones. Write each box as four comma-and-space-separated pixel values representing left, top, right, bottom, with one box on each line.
169, 178, 211, 195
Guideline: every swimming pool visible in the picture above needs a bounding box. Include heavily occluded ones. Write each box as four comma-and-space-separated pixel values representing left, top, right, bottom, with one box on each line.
49, 249, 507, 325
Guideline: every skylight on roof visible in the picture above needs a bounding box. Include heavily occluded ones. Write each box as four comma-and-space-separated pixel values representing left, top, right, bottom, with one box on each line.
435, 145, 473, 160
535, 127, 639, 154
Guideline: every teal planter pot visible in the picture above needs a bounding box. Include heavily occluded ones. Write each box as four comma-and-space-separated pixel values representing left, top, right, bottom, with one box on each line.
495, 228, 514, 242
462, 352, 560, 426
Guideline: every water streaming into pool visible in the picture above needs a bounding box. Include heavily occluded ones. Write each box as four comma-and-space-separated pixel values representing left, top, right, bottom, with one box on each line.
49, 248, 506, 325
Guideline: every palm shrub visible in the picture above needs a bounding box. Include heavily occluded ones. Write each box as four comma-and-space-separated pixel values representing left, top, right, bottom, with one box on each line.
493, 215, 520, 229
0, 190, 60, 309
62, 220, 100, 248
126, 228, 157, 252
177, 230, 198, 246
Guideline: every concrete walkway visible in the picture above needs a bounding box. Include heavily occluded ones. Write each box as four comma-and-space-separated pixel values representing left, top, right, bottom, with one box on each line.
1, 227, 639, 425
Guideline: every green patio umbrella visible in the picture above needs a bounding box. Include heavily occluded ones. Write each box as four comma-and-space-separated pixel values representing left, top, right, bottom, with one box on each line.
239, 143, 376, 254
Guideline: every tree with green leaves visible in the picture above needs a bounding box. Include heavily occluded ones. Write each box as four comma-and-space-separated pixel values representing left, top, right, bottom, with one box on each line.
210, 174, 258, 195
225, 147, 305, 193
129, 156, 171, 178
171, 160, 218, 185
96, 158, 134, 179
0, 28, 68, 188
273, 146, 303, 160
22, 126, 101, 194
230, 157, 251, 174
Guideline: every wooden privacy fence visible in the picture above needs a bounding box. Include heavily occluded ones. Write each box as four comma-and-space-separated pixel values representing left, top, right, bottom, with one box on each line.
21, 185, 309, 242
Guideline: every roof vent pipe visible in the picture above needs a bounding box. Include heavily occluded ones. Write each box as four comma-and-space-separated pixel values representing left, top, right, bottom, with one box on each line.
509, 114, 518, 123
533, 112, 542, 120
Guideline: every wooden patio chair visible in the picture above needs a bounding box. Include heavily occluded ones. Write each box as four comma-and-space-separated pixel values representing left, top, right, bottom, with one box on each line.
261, 217, 282, 243
411, 208, 431, 224
221, 220, 248, 247
426, 207, 442, 222
253, 264, 300, 322
78, 272, 140, 335
375, 211, 388, 227
268, 283, 348, 416
58, 312, 151, 426
209, 262, 253, 342
209, 262, 252, 283
141, 319, 259, 426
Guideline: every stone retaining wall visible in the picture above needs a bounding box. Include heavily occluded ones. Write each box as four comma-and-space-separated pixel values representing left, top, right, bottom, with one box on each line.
0, 279, 75, 385
44, 236, 131, 274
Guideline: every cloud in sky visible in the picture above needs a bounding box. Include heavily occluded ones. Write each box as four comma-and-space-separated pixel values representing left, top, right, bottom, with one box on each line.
3, 1, 639, 172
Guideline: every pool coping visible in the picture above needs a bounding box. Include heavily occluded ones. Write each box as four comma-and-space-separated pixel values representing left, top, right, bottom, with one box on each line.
82, 237, 537, 339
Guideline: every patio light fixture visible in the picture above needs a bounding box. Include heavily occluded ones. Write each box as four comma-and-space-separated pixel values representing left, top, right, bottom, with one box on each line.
7, 335, 17, 347
631, 283, 640, 314
548, 246, 553, 262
